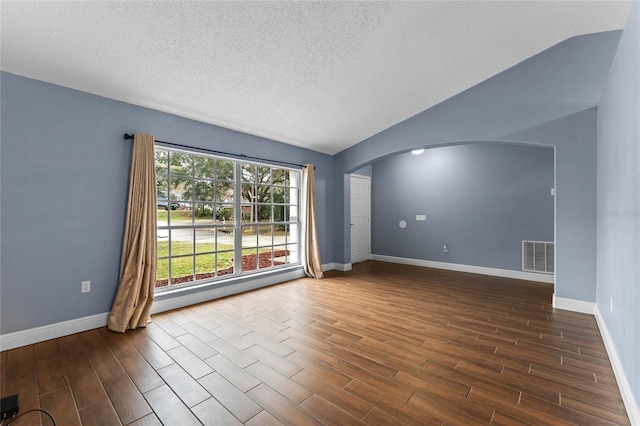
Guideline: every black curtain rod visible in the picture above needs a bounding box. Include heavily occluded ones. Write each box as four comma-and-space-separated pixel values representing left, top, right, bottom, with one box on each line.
123, 133, 308, 169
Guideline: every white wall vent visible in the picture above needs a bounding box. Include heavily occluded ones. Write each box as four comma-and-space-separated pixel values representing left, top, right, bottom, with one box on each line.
522, 241, 554, 274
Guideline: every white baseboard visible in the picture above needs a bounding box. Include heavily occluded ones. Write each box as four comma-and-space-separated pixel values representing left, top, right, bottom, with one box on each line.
333, 263, 352, 272
552, 296, 596, 314
321, 262, 352, 271
594, 305, 640, 425
0, 312, 109, 351
371, 254, 554, 283
0, 268, 306, 351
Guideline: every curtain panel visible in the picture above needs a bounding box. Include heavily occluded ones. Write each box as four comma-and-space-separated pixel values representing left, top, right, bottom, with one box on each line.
108, 133, 157, 332
302, 164, 323, 278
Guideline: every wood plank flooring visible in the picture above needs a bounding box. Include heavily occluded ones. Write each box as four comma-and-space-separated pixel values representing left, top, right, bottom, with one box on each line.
1, 261, 630, 425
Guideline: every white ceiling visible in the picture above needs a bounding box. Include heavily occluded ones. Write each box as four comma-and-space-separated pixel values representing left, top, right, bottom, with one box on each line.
0, 1, 630, 155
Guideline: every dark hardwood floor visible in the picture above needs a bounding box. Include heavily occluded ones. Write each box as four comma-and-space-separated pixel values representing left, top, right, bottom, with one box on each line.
1, 261, 630, 425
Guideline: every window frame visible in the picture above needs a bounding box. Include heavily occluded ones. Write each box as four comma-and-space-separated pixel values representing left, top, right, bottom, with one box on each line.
155, 145, 301, 291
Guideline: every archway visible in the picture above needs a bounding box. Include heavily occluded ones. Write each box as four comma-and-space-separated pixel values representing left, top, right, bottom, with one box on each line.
351, 141, 555, 284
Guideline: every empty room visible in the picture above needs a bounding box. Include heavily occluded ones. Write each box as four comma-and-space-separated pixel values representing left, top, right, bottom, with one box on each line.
1, 1, 638, 425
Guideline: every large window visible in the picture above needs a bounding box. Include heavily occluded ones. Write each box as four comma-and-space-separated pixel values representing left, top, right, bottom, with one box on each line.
155, 147, 300, 289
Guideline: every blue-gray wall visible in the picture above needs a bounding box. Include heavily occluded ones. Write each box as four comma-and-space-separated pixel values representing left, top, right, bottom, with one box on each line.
352, 164, 372, 178
505, 109, 598, 302
597, 0, 640, 411
0, 72, 333, 334
333, 31, 620, 305
371, 143, 554, 271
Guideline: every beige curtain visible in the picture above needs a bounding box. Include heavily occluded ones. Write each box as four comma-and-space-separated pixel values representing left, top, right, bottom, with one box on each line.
108, 133, 157, 332
302, 164, 323, 278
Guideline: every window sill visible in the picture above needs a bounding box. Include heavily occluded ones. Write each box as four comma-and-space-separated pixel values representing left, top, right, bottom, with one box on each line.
154, 264, 304, 297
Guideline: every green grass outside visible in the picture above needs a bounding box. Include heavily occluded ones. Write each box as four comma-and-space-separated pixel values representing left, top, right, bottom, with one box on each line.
156, 241, 275, 281
157, 209, 202, 223
157, 241, 232, 280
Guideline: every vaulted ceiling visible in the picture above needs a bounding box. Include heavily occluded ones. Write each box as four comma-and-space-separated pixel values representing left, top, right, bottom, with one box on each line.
0, 1, 630, 154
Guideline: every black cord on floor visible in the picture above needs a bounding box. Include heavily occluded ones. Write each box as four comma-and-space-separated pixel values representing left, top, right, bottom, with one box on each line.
6, 409, 56, 425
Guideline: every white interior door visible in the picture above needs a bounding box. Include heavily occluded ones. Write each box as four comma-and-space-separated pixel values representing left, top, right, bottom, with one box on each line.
350, 174, 371, 264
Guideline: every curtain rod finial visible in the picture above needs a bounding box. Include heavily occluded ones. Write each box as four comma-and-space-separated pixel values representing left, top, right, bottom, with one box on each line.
124, 133, 134, 140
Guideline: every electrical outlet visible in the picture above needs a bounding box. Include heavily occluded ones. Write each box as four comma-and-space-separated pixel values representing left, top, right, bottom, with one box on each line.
1, 394, 19, 420
443, 244, 449, 253
82, 280, 91, 293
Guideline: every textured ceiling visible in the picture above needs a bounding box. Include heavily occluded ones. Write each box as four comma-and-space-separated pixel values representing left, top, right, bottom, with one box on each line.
0, 1, 630, 154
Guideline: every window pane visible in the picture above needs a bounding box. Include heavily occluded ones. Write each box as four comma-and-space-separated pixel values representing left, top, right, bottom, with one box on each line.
195, 229, 215, 253
195, 253, 215, 279
272, 186, 285, 203
256, 185, 271, 203
273, 205, 285, 223
157, 177, 168, 199
287, 243, 299, 264
217, 251, 234, 276
241, 207, 250, 223
257, 166, 271, 184
171, 256, 194, 284
285, 188, 299, 204
257, 205, 271, 222
241, 225, 258, 248
242, 163, 256, 182
258, 225, 273, 247
169, 152, 193, 176
157, 235, 169, 254
169, 205, 192, 225
289, 223, 300, 245
216, 181, 234, 203
288, 205, 300, 222
194, 156, 215, 179
241, 184, 256, 205
216, 227, 234, 252
272, 168, 287, 186
273, 245, 288, 266
170, 176, 190, 202
258, 247, 273, 269
193, 179, 214, 202
155, 149, 169, 175
273, 225, 287, 247
194, 203, 214, 225
217, 204, 234, 222
281, 224, 291, 244
157, 207, 168, 225
216, 160, 234, 181
242, 249, 258, 272
156, 258, 169, 288
287, 170, 301, 188
171, 229, 193, 255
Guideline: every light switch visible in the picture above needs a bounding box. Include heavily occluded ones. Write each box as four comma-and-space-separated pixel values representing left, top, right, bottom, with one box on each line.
416, 215, 427, 221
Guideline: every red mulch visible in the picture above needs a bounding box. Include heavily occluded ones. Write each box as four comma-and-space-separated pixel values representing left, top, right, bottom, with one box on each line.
155, 250, 289, 288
